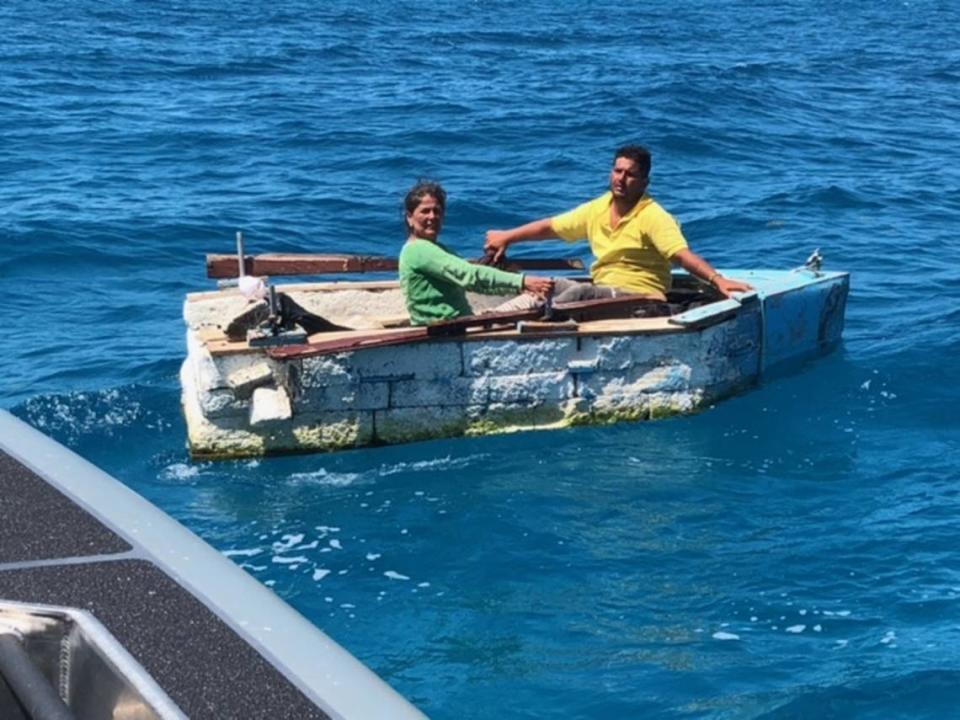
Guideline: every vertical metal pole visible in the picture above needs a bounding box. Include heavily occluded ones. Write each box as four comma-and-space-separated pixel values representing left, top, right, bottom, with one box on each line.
236, 231, 246, 277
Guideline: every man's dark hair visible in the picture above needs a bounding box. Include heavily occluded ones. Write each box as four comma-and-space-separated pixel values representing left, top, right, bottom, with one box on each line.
614, 145, 651, 178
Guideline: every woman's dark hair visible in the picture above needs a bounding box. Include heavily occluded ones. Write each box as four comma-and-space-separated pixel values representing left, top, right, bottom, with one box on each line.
614, 145, 651, 178
403, 180, 446, 232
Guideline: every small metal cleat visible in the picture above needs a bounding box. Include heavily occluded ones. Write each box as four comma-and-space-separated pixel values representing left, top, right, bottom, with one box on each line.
803, 248, 823, 274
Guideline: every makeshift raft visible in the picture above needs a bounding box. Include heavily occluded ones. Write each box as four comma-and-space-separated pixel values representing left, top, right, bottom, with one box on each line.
181, 251, 849, 459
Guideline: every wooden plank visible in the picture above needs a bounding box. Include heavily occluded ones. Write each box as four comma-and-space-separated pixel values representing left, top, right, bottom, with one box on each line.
206, 253, 584, 279
206, 254, 397, 278
266, 307, 542, 359
205, 315, 686, 355
488, 316, 679, 340
668, 292, 756, 329
264, 295, 675, 360
551, 295, 673, 322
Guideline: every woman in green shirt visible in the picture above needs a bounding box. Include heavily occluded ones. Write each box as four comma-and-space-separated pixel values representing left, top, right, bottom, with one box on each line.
398, 181, 553, 326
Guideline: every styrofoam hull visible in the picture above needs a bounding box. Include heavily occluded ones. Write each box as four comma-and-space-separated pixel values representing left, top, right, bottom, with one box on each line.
180, 269, 848, 458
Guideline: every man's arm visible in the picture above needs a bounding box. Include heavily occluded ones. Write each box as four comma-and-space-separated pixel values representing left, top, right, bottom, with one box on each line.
671, 248, 754, 298
484, 218, 559, 262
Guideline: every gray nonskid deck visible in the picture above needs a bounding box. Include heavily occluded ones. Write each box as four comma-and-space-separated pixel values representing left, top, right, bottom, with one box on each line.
0, 453, 132, 564
0, 411, 424, 720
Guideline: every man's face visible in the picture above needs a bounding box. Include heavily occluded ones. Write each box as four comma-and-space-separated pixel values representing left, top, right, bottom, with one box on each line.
609, 157, 648, 204
406, 194, 444, 240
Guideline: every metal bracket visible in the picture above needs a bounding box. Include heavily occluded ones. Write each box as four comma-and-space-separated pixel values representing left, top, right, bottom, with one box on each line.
803, 248, 823, 275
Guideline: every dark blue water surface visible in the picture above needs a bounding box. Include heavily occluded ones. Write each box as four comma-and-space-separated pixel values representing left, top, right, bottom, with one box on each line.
4, 1, 960, 717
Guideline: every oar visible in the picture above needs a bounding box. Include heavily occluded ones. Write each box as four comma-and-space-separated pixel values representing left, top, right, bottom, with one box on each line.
207, 253, 584, 279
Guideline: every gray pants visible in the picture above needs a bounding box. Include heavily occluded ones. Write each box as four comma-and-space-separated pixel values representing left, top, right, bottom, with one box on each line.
488, 278, 622, 313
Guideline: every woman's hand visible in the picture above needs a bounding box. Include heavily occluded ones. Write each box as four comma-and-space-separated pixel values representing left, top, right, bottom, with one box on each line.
522, 275, 554, 298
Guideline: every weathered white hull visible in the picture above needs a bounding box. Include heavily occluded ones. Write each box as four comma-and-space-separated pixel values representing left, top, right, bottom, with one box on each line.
180, 269, 848, 458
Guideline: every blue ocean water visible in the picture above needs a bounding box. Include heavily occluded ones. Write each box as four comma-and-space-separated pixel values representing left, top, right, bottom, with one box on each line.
3, 0, 960, 717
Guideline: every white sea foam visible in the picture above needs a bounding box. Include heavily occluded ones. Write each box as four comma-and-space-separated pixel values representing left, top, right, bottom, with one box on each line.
313, 569, 331, 581
366, 553, 381, 561
712, 631, 740, 641
288, 469, 359, 486
785, 625, 806, 633
161, 463, 200, 480
222, 547, 262, 557
272, 555, 309, 564
379, 453, 489, 477
384, 571, 410, 580
272, 534, 304, 551
23, 389, 154, 440
329, 539, 342, 550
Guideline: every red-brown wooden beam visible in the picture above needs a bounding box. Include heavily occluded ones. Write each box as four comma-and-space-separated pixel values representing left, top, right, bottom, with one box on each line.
206, 253, 584, 279
267, 296, 667, 360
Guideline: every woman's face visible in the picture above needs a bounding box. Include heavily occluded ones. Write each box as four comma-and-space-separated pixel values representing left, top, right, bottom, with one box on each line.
406, 194, 444, 240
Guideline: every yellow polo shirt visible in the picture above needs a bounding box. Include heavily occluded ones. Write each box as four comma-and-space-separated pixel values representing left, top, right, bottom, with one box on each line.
551, 192, 688, 298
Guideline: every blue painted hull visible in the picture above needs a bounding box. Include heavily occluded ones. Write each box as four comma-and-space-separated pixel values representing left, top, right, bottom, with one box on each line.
670, 268, 849, 377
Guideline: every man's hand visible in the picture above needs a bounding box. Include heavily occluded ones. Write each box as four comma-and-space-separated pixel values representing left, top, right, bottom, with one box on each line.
713, 275, 753, 298
522, 275, 554, 298
484, 230, 511, 262
484, 219, 557, 261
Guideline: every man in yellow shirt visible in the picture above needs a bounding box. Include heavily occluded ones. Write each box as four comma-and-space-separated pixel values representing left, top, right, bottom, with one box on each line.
484, 145, 752, 308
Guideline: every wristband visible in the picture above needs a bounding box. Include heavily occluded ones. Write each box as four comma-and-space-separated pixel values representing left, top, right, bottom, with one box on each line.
707, 272, 722, 286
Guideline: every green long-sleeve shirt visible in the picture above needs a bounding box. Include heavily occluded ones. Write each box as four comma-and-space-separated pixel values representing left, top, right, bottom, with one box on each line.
398, 238, 524, 326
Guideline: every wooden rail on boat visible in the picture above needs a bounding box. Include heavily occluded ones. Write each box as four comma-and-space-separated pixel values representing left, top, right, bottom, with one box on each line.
267, 295, 673, 359
206, 253, 584, 278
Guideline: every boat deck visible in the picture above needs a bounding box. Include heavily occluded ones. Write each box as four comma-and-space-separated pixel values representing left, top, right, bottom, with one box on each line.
0, 449, 331, 719
0, 411, 423, 719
